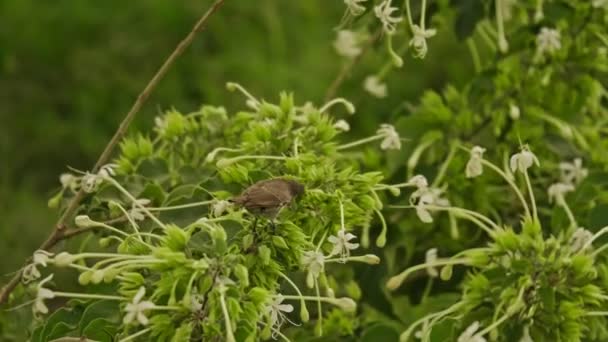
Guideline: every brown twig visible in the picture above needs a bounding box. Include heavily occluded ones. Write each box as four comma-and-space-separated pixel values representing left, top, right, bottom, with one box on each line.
323, 28, 382, 102
0, 0, 226, 306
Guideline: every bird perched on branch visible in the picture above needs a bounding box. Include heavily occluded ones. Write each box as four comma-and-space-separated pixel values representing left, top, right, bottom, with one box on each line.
230, 178, 305, 221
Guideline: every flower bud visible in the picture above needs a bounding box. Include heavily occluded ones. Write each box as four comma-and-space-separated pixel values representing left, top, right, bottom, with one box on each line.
99, 237, 112, 248
440, 264, 453, 281
53, 252, 76, 267
300, 304, 310, 322
78, 271, 93, 285
332, 297, 357, 313
103, 268, 120, 283
226, 82, 237, 91
91, 270, 105, 284
75, 215, 96, 228
215, 159, 234, 169
361, 254, 381, 265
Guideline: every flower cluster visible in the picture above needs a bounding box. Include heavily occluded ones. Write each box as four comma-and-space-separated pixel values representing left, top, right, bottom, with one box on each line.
386, 145, 608, 341
28, 86, 390, 341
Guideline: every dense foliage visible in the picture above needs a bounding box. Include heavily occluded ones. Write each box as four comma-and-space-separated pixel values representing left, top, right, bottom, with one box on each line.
2, 0, 608, 341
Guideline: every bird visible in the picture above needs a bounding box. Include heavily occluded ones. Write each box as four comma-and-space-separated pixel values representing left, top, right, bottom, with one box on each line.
230, 178, 305, 223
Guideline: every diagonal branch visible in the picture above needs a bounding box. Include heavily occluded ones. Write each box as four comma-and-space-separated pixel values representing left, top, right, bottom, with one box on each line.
0, 0, 226, 306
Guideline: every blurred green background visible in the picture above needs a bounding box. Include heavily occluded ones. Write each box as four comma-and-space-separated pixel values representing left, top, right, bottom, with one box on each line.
0, 0, 472, 276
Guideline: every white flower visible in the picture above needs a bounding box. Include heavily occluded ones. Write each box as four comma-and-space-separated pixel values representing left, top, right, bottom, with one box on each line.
33, 274, 55, 315
411, 187, 449, 224
334, 30, 362, 58
124, 287, 155, 326
129, 198, 151, 221
536, 27, 561, 55
98, 163, 117, 178
59, 173, 78, 191
559, 158, 588, 185
302, 250, 325, 287
547, 182, 574, 206
80, 163, 117, 193
425, 248, 438, 277
593, 0, 608, 8
265, 294, 295, 332
333, 119, 351, 132
408, 175, 429, 189
510, 147, 540, 173
466, 146, 486, 178
509, 104, 520, 120
344, 0, 367, 16
377, 124, 401, 150
374, 0, 403, 35
328, 229, 360, 262
409, 25, 437, 59
569, 227, 594, 253
22, 250, 54, 284
33, 250, 53, 267
81, 172, 101, 193
458, 321, 486, 342
212, 199, 232, 217
363, 76, 388, 98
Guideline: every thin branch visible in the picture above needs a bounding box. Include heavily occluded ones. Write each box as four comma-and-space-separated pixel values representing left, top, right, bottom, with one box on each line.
0, 0, 226, 306
324, 28, 382, 102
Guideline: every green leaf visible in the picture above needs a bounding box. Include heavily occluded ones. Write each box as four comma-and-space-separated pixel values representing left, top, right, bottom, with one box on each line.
78, 300, 120, 334
81, 318, 117, 342
41, 306, 85, 341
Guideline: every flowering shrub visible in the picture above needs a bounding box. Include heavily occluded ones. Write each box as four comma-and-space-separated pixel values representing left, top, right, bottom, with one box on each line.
387, 146, 608, 341
2, 1, 608, 341
22, 86, 405, 341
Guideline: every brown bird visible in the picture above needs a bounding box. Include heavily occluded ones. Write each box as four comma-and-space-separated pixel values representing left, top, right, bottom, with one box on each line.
231, 178, 305, 220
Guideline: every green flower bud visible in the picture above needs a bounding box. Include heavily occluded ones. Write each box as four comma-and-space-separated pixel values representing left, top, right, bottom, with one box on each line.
440, 264, 453, 281
75, 215, 96, 228
300, 303, 310, 322
99, 237, 112, 248
91, 269, 105, 284
332, 297, 357, 313
78, 271, 93, 285
53, 252, 76, 267
47, 191, 63, 209
103, 268, 120, 283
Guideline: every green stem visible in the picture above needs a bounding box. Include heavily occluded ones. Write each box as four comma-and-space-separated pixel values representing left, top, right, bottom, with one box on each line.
52, 292, 125, 301
113, 202, 144, 244
149, 200, 214, 211
387, 258, 470, 290
523, 170, 538, 223
336, 135, 384, 151
420, 0, 427, 29
218, 290, 236, 342
118, 327, 152, 342
480, 159, 531, 219
105, 177, 168, 230
432, 143, 457, 187
581, 226, 608, 252
400, 302, 464, 341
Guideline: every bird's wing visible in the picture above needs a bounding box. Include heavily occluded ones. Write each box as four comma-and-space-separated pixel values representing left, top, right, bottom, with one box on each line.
242, 185, 284, 208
